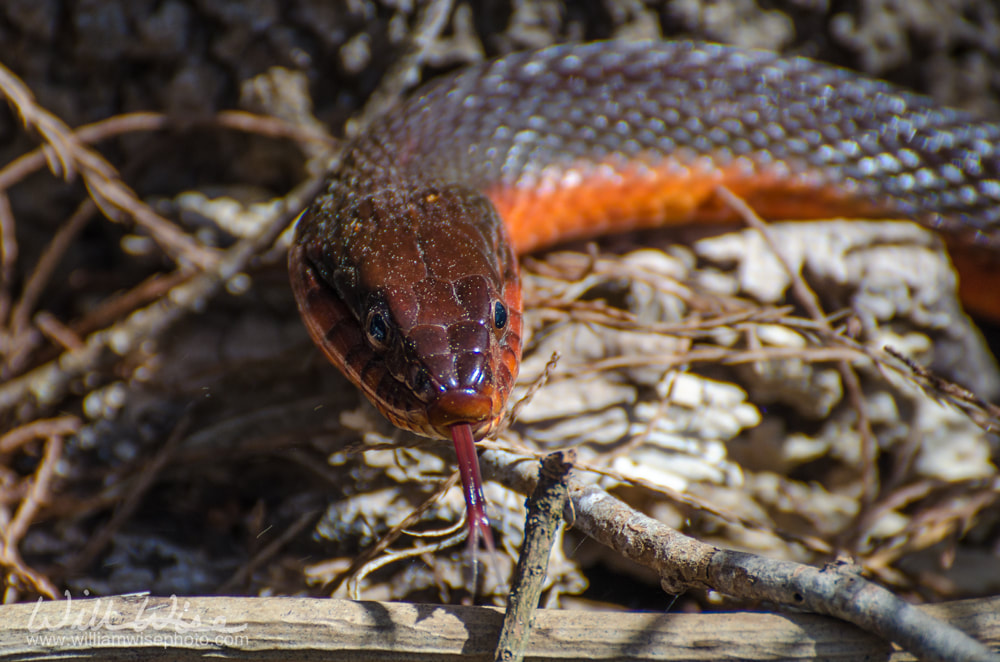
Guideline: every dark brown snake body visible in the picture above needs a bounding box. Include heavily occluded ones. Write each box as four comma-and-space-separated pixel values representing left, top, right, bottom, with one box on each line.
289, 40, 1000, 550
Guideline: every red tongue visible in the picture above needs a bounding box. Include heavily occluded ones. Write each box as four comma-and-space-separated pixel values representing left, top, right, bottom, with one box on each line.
450, 423, 495, 554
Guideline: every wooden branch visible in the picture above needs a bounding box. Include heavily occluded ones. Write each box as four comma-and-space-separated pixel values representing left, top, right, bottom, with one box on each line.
495, 450, 574, 661
0, 594, 995, 661
480, 449, 1000, 661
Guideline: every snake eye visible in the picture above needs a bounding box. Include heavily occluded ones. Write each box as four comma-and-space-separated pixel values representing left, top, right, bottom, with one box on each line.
493, 301, 508, 330
365, 310, 390, 348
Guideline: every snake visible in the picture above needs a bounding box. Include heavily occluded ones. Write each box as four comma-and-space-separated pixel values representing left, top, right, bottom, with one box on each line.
288, 40, 1000, 551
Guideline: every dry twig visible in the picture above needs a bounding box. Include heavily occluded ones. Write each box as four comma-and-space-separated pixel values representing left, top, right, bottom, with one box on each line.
0, 65, 216, 269
482, 448, 1000, 662
716, 186, 882, 535
0, 417, 80, 599
495, 450, 574, 662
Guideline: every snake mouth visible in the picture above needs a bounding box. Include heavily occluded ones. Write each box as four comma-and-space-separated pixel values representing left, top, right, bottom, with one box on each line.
426, 389, 495, 433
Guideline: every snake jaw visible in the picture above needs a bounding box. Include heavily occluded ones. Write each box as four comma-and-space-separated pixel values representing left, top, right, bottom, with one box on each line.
427, 388, 494, 430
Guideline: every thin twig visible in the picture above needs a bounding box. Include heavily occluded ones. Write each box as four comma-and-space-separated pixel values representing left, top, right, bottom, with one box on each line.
502, 351, 559, 436
0, 172, 325, 417
0, 114, 164, 192
8, 200, 96, 336
68, 270, 190, 339
60, 413, 191, 577
33, 312, 84, 352
220, 508, 320, 593
215, 110, 334, 148
495, 450, 574, 662
0, 191, 16, 324
348, 527, 469, 601
322, 470, 461, 596
0, 63, 217, 269
0, 416, 80, 454
346, 0, 456, 138
885, 345, 1000, 432
0, 111, 332, 195
715, 186, 881, 528
0, 419, 75, 599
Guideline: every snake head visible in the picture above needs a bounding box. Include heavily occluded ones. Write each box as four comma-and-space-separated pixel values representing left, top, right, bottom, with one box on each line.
289, 182, 522, 440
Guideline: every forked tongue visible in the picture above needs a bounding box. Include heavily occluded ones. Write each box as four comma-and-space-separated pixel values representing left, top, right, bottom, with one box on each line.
450, 423, 495, 557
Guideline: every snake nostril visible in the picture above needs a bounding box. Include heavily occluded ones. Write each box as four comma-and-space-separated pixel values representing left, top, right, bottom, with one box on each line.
427, 389, 494, 427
